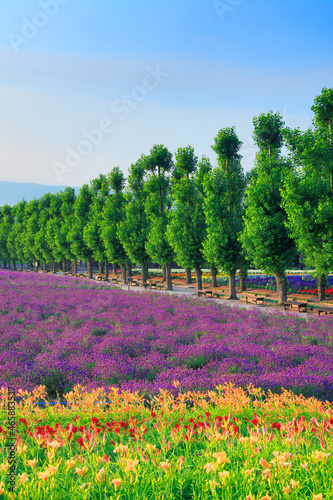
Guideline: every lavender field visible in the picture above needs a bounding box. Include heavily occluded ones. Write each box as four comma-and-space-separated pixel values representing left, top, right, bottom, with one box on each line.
1, 269, 333, 401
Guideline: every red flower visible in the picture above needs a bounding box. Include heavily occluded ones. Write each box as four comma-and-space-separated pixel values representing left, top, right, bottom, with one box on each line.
245, 416, 258, 427
76, 437, 86, 449
271, 422, 282, 431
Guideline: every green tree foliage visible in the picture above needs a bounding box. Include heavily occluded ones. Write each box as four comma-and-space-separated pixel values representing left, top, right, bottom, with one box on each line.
203, 127, 246, 299
83, 174, 110, 276
143, 144, 175, 290
34, 193, 60, 270
23, 199, 40, 266
0, 205, 14, 267
69, 184, 94, 278
118, 161, 151, 283
44, 193, 63, 270
241, 112, 295, 304
282, 87, 333, 300
53, 188, 77, 271
7, 201, 27, 270
312, 87, 333, 195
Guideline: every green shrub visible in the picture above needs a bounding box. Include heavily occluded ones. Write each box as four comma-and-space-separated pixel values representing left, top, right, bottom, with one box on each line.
91, 328, 108, 336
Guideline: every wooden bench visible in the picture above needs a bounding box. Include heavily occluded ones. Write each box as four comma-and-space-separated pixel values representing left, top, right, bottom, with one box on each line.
143, 282, 152, 289
283, 301, 307, 313
212, 291, 228, 299
94, 275, 105, 281
150, 281, 162, 290
317, 307, 333, 316
241, 293, 266, 305
197, 290, 207, 297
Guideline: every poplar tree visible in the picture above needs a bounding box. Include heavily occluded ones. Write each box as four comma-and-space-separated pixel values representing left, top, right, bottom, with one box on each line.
83, 174, 110, 277
44, 193, 63, 271
101, 167, 129, 283
203, 127, 246, 299
118, 160, 151, 283
282, 87, 333, 301
69, 184, 94, 278
167, 146, 206, 291
8, 200, 27, 270
55, 188, 77, 273
143, 144, 175, 290
241, 112, 295, 304
23, 199, 40, 267
0, 205, 14, 268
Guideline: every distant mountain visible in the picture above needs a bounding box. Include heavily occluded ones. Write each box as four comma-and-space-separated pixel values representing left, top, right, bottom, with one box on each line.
0, 181, 80, 207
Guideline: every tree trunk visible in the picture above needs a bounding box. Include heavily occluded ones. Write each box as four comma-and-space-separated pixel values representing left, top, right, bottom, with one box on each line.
98, 261, 102, 274
73, 260, 78, 274
120, 263, 127, 284
210, 265, 217, 288
12, 260, 16, 270
3, 260, 7, 269
275, 270, 288, 305
166, 262, 173, 290
228, 268, 238, 300
104, 261, 109, 280
185, 268, 192, 285
113, 262, 118, 276
87, 259, 93, 279
20, 260, 23, 271
162, 264, 166, 283
238, 267, 248, 292
43, 259, 46, 271
141, 261, 149, 283
318, 274, 327, 302
126, 262, 132, 277
195, 265, 202, 292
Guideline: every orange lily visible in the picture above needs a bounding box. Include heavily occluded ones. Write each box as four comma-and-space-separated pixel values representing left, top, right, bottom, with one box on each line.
204, 462, 216, 474
124, 458, 139, 472
290, 479, 299, 489
218, 471, 229, 483
75, 466, 87, 476
213, 451, 230, 465
27, 459, 38, 469
112, 478, 122, 490
18, 473, 28, 486
259, 458, 271, 469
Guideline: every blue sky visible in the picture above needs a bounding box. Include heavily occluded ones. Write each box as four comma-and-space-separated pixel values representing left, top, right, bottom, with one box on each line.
1, 0, 332, 189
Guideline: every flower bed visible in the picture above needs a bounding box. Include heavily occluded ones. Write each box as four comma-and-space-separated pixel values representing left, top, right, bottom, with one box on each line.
0, 384, 333, 499
1, 270, 333, 498
0, 270, 333, 401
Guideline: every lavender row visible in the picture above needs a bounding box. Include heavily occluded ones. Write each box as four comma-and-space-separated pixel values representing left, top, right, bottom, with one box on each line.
0, 270, 333, 400
244, 274, 333, 292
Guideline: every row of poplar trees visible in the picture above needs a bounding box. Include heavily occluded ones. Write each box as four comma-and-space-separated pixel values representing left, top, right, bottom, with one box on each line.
0, 87, 332, 304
